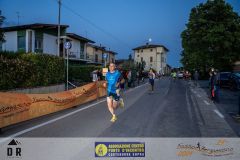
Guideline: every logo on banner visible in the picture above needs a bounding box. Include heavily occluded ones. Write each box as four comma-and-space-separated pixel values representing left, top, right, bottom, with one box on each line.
95, 144, 108, 157
176, 139, 234, 158
7, 139, 22, 159
95, 142, 145, 157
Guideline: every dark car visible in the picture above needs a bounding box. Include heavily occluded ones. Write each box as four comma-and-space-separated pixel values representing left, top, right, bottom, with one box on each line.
229, 72, 240, 90
219, 72, 231, 88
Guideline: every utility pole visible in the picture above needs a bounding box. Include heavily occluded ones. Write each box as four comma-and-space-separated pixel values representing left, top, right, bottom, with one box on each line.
57, 0, 61, 57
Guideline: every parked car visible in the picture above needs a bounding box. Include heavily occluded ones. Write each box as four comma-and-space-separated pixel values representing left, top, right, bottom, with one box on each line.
219, 72, 231, 88
229, 72, 240, 90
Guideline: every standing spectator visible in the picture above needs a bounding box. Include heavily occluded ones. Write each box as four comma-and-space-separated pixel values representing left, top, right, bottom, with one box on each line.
210, 70, 218, 102
131, 69, 137, 87
92, 70, 98, 82
119, 70, 125, 90
97, 68, 103, 80
127, 70, 132, 88
214, 70, 220, 103
136, 71, 140, 86
194, 70, 199, 87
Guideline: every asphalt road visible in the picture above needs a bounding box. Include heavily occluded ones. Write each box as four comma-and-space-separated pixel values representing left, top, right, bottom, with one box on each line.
0, 78, 237, 138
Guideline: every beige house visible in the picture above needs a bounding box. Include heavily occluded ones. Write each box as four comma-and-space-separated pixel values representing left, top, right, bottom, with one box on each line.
64, 33, 94, 60
105, 50, 117, 64
133, 43, 169, 74
86, 44, 117, 65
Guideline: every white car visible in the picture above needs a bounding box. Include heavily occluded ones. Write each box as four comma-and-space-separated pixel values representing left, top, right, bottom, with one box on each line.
177, 72, 184, 78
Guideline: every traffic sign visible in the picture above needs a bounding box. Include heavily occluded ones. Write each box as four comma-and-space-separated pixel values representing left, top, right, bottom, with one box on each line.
102, 68, 108, 76
64, 41, 72, 49
103, 53, 108, 59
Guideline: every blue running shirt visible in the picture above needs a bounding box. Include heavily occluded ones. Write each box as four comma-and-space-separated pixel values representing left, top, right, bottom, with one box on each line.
106, 70, 121, 93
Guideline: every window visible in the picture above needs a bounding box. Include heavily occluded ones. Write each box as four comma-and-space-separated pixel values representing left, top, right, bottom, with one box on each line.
18, 36, 25, 50
112, 58, 114, 63
161, 55, 164, 62
95, 48, 98, 52
17, 31, 26, 51
35, 38, 43, 50
137, 50, 139, 53
150, 49, 153, 52
137, 54, 139, 57
80, 42, 85, 52
95, 54, 98, 62
141, 50, 143, 52
150, 56, 153, 62
141, 57, 143, 62
27, 30, 32, 52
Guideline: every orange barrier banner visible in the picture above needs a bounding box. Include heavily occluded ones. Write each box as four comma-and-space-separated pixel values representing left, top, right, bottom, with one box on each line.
0, 81, 106, 128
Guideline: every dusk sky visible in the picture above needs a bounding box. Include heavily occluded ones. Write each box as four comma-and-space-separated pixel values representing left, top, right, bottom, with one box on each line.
1, 0, 240, 67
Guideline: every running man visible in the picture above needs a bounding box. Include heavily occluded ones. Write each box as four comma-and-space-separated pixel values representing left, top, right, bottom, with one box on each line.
104, 63, 124, 122
171, 71, 177, 82
148, 69, 155, 93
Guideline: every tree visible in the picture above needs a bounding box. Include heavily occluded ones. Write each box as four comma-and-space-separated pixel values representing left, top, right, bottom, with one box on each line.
136, 61, 146, 71
128, 54, 132, 61
181, 0, 240, 73
0, 10, 5, 42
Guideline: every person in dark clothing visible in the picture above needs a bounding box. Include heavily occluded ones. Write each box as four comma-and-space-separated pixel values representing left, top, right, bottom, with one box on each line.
148, 69, 155, 93
194, 70, 199, 87
137, 71, 140, 86
97, 69, 103, 81
119, 70, 125, 91
210, 71, 218, 102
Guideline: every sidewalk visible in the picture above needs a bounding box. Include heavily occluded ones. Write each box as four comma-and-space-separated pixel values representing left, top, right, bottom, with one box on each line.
187, 80, 237, 137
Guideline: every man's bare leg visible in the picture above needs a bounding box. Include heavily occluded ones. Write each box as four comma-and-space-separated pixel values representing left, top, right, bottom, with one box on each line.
112, 100, 118, 109
107, 97, 117, 122
107, 97, 114, 116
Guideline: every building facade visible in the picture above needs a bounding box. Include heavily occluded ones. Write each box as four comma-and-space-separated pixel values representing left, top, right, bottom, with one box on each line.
86, 44, 117, 65
1, 23, 117, 66
133, 43, 169, 74
1, 23, 68, 55
65, 33, 94, 61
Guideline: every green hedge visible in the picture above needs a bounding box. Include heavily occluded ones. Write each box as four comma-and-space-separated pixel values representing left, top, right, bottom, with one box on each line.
69, 65, 102, 82
0, 51, 64, 90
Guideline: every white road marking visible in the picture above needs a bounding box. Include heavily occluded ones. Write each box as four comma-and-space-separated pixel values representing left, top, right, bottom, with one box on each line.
204, 100, 210, 105
214, 109, 224, 119
0, 82, 148, 144
191, 89, 197, 94
0, 99, 106, 144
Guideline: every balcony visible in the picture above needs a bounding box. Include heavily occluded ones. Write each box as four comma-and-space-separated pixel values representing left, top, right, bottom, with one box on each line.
86, 53, 103, 64
65, 51, 85, 59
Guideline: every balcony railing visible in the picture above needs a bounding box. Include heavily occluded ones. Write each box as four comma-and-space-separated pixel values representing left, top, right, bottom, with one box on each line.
65, 51, 85, 59
86, 53, 103, 64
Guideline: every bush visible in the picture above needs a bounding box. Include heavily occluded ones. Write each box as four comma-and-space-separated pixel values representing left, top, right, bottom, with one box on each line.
69, 65, 102, 83
0, 51, 64, 90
